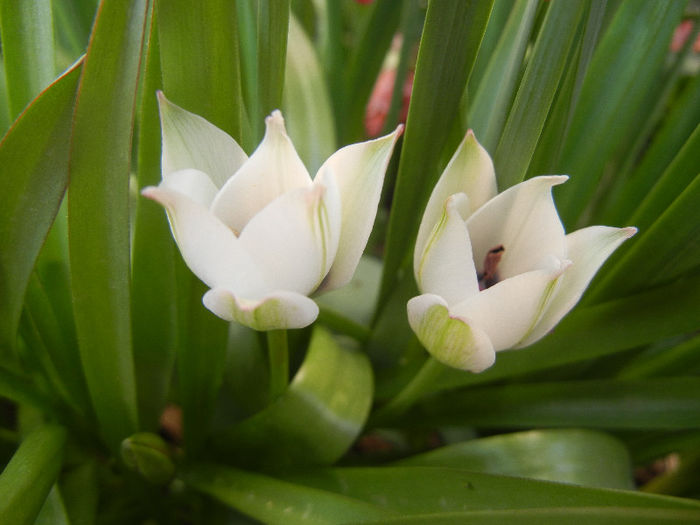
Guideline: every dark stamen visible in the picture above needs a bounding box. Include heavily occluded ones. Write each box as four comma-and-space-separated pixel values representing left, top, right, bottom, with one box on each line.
478, 245, 504, 290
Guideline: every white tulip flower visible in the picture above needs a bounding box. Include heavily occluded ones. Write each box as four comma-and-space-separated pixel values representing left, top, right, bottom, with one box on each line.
408, 131, 636, 372
143, 93, 401, 331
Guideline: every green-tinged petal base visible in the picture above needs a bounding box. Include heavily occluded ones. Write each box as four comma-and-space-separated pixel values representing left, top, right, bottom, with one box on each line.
407, 294, 495, 372
203, 288, 319, 331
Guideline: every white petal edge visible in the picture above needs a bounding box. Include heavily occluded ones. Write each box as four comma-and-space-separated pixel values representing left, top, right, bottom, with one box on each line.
238, 176, 341, 297
515, 225, 637, 348
203, 288, 319, 330
141, 185, 266, 297
211, 110, 312, 234
466, 175, 568, 280
160, 168, 219, 208
414, 130, 497, 265
315, 126, 402, 292
451, 257, 570, 352
415, 193, 480, 305
407, 294, 495, 373
158, 92, 247, 188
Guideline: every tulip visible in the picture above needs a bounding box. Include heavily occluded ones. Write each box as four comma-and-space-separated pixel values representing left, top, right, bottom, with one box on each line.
408, 131, 636, 372
143, 93, 401, 331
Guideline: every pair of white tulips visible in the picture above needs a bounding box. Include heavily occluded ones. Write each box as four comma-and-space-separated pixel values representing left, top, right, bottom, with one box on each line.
144, 94, 635, 373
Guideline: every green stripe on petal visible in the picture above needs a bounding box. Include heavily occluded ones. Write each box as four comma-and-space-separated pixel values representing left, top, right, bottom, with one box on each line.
407, 294, 495, 372
203, 289, 319, 331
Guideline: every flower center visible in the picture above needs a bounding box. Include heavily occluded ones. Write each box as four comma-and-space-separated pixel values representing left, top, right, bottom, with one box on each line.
478, 245, 504, 290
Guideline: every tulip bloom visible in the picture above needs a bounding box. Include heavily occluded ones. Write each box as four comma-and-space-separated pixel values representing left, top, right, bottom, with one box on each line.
143, 93, 401, 331
408, 132, 636, 372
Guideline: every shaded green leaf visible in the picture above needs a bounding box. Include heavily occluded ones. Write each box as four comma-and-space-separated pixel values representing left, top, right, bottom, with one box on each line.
556, 0, 686, 227
0, 59, 82, 353
68, 0, 151, 449
467, 0, 539, 153
420, 378, 700, 429
131, 13, 178, 431
0, 425, 66, 525
493, 0, 587, 189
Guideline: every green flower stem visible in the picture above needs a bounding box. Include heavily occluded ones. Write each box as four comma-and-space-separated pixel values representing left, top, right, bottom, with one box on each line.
371, 356, 446, 425
317, 307, 370, 343
267, 329, 289, 401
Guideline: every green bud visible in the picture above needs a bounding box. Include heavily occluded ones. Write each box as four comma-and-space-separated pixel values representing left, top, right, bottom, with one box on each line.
121, 432, 175, 485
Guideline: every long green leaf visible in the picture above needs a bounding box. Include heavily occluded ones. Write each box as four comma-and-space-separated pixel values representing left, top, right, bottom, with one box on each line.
131, 11, 177, 431
467, 0, 539, 153
68, 0, 150, 449
158, 0, 244, 146
493, 0, 587, 189
184, 463, 395, 524
255, 0, 290, 141
378, 0, 493, 316
158, 0, 244, 454
395, 429, 634, 489
282, 15, 337, 173
287, 466, 700, 514
360, 507, 700, 525
215, 327, 373, 469
0, 425, 66, 525
420, 378, 700, 429
0, 59, 82, 353
556, 0, 686, 228
0, 0, 55, 119
436, 274, 700, 391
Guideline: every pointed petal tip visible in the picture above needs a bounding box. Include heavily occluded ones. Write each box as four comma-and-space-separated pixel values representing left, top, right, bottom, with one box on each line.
623, 226, 638, 238
140, 185, 159, 199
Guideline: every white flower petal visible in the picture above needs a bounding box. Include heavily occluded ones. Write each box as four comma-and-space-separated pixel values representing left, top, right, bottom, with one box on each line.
451, 258, 570, 351
407, 294, 495, 372
203, 288, 319, 330
415, 131, 497, 261
160, 168, 219, 208
315, 126, 402, 292
238, 177, 341, 296
515, 225, 637, 348
466, 175, 568, 280
158, 92, 247, 188
415, 193, 480, 305
141, 185, 265, 296
211, 110, 312, 234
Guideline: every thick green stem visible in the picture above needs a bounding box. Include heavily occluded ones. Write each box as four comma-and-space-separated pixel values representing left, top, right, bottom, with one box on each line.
267, 329, 289, 401
371, 356, 446, 425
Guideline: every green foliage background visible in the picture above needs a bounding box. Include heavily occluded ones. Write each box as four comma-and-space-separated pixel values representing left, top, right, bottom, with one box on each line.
0, 0, 699, 523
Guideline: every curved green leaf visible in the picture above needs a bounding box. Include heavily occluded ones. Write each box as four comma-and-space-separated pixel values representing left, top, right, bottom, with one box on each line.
395, 429, 634, 489
0, 425, 67, 525
215, 327, 373, 469
68, 0, 151, 449
0, 59, 82, 353
184, 463, 395, 524
360, 507, 700, 525
287, 466, 700, 515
